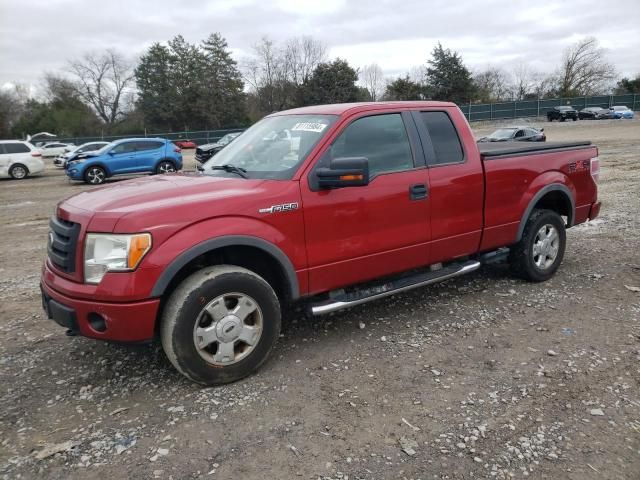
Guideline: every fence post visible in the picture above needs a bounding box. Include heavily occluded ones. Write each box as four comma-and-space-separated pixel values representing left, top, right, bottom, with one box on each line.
513, 101, 517, 119
468, 103, 471, 121
584, 96, 587, 109
609, 95, 613, 108
537, 99, 540, 118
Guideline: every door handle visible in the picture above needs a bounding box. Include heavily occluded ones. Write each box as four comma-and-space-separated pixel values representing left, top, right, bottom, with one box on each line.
409, 183, 428, 200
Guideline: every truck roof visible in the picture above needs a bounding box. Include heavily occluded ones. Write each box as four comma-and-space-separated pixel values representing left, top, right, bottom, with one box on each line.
271, 101, 458, 116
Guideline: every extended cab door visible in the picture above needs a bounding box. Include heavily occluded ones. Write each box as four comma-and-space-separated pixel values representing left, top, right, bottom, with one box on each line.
300, 111, 431, 294
411, 109, 484, 263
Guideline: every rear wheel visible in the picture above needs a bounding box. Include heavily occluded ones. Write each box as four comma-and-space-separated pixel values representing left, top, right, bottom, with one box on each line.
156, 160, 176, 174
84, 166, 106, 185
9, 164, 28, 179
160, 265, 281, 385
509, 209, 566, 282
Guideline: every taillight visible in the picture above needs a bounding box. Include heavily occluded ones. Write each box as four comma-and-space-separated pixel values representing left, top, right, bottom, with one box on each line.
31, 152, 42, 157
590, 157, 600, 184
174, 147, 181, 153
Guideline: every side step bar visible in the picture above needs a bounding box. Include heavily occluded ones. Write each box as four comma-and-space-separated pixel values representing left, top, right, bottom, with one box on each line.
310, 260, 481, 315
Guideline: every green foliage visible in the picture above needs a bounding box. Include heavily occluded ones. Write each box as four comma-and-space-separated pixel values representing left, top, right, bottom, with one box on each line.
615, 75, 640, 94
300, 59, 360, 105
6, 77, 101, 139
135, 33, 247, 131
384, 76, 426, 101
425, 43, 475, 104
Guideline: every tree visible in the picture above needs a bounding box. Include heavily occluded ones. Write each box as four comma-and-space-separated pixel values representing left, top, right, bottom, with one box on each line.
474, 67, 510, 102
615, 75, 640, 94
301, 59, 360, 105
201, 33, 247, 128
383, 75, 425, 101
425, 43, 475, 104
361, 63, 385, 101
0, 85, 28, 138
284, 36, 327, 85
135, 43, 175, 130
69, 50, 135, 128
557, 37, 615, 96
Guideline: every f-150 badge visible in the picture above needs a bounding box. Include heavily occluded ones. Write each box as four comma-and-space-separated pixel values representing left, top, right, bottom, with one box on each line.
258, 202, 299, 214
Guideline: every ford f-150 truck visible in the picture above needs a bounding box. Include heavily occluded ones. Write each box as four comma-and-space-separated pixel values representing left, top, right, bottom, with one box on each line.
41, 101, 601, 385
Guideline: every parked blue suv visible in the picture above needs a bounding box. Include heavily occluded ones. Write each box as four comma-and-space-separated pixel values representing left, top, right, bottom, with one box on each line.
66, 138, 183, 184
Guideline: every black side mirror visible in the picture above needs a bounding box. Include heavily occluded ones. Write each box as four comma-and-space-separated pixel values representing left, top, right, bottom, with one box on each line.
316, 157, 370, 189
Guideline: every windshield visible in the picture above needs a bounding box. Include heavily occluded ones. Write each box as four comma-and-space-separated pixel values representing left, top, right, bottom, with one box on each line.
203, 114, 338, 180
557, 106, 573, 111
612, 106, 628, 111
488, 128, 517, 139
92, 142, 115, 155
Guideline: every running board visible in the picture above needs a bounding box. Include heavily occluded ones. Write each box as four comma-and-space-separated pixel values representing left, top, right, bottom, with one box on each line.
309, 260, 481, 315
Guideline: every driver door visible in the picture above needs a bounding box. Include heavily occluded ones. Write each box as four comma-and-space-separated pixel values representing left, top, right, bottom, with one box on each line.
300, 111, 431, 295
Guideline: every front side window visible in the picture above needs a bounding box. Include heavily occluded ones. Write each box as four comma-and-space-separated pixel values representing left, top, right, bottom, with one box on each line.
329, 113, 414, 177
419, 111, 464, 165
203, 114, 337, 180
111, 142, 136, 154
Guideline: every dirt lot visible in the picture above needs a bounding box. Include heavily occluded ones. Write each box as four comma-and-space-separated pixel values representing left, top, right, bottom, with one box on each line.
1, 119, 639, 480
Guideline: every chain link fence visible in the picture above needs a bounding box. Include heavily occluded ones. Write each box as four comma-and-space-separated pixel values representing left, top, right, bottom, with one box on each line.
460, 93, 639, 122
48, 93, 639, 145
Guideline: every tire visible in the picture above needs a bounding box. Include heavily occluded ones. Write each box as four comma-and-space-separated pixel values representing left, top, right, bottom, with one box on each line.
84, 166, 106, 185
156, 160, 176, 174
160, 265, 281, 385
572, 117, 578, 121
9, 164, 28, 180
547, 116, 553, 122
509, 209, 566, 282
560, 117, 566, 122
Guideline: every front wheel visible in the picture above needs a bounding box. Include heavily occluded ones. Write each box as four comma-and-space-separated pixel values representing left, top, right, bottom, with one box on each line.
84, 166, 106, 185
160, 265, 281, 385
156, 160, 176, 174
509, 209, 566, 282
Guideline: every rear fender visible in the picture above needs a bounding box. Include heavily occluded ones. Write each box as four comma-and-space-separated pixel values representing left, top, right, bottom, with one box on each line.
515, 174, 575, 242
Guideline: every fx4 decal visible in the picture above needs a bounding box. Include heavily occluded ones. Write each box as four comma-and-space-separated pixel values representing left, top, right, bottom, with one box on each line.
258, 202, 299, 214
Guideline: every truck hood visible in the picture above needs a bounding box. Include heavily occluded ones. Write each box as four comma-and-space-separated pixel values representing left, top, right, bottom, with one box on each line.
61, 173, 270, 231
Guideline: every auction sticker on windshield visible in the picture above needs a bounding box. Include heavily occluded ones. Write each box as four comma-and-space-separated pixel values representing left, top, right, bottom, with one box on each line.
292, 122, 327, 133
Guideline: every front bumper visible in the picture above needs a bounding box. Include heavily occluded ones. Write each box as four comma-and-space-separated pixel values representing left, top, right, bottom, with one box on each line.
41, 279, 160, 342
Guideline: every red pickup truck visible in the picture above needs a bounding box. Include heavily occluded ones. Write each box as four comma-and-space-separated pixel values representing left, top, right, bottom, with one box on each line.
41, 102, 601, 385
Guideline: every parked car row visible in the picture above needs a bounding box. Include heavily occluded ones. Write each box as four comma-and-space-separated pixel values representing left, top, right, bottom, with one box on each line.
548, 105, 634, 121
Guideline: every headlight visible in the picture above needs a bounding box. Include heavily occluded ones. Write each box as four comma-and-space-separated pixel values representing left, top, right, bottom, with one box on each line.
84, 233, 152, 284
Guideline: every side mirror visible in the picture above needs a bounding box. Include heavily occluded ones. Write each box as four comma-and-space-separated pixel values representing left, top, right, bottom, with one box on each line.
316, 157, 370, 189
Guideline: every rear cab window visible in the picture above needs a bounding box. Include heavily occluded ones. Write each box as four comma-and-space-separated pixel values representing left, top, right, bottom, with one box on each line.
2, 143, 31, 154
416, 111, 465, 166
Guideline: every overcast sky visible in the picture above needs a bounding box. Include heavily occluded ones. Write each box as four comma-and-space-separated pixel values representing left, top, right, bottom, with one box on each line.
1, 0, 639, 93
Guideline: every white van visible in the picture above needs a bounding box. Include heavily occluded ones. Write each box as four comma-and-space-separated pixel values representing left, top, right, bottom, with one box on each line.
0, 140, 46, 179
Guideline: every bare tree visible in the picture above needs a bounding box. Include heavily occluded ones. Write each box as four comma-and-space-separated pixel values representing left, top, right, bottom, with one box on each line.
242, 36, 327, 113
360, 63, 385, 101
509, 64, 535, 100
69, 50, 135, 125
557, 37, 615, 96
284, 36, 327, 85
474, 66, 510, 102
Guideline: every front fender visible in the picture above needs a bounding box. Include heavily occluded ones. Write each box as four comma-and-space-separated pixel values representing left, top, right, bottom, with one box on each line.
143, 216, 304, 299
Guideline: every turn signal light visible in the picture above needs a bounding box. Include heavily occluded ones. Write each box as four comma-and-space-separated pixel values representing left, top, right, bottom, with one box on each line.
128, 234, 152, 269
339, 174, 364, 181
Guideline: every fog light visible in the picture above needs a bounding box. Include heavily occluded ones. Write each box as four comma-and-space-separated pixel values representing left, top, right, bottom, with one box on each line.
88, 312, 107, 332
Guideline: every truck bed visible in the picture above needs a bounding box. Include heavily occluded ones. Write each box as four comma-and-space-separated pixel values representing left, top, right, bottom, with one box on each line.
479, 141, 592, 159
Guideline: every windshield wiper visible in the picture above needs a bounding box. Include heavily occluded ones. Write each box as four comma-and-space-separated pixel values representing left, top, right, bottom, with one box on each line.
210, 164, 248, 178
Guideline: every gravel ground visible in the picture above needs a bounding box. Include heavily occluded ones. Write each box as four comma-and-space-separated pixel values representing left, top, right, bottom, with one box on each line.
1, 118, 639, 479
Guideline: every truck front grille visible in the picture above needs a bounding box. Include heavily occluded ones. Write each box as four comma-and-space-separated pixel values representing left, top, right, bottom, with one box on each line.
48, 216, 80, 273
